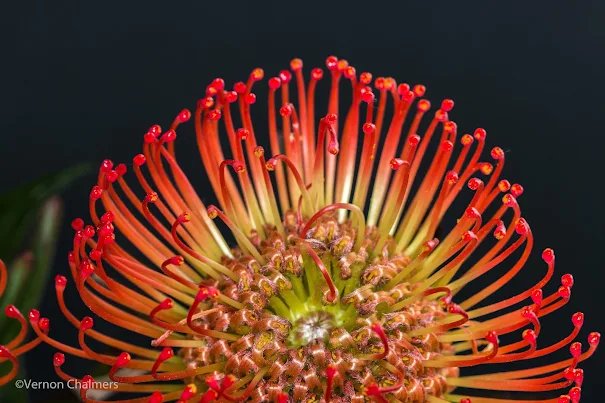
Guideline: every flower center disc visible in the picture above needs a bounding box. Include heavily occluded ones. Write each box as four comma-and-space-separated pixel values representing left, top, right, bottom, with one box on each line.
290, 311, 337, 346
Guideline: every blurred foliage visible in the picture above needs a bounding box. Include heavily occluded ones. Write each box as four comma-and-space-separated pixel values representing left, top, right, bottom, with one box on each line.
0, 164, 91, 402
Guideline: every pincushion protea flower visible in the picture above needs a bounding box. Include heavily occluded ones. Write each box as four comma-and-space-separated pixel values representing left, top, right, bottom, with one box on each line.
9, 56, 598, 403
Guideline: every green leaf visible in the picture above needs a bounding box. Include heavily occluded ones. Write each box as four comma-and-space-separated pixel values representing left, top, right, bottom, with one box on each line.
15, 197, 63, 322
0, 163, 92, 262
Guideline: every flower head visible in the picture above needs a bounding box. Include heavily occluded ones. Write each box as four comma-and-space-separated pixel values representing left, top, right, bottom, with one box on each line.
17, 57, 599, 402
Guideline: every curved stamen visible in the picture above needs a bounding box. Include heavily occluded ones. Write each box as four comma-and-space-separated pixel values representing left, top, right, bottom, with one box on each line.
170, 214, 237, 281
160, 256, 197, 290
357, 322, 389, 360
325, 364, 337, 403
206, 205, 265, 264
266, 154, 314, 217
301, 242, 338, 304
300, 202, 366, 250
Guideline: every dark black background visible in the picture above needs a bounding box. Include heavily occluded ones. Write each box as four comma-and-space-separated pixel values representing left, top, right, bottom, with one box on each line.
2, 1, 604, 402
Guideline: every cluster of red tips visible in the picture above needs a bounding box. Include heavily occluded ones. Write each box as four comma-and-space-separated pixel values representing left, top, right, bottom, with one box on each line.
100, 159, 113, 173
360, 86, 375, 103
279, 104, 293, 117
211, 78, 225, 91
498, 179, 511, 192
491, 147, 505, 160
28, 309, 40, 323
206, 205, 219, 219
196, 285, 220, 302
566, 368, 585, 387
4, 304, 22, 319
224, 91, 237, 103
397, 83, 410, 96
571, 312, 585, 328
177, 213, 191, 223
79, 259, 95, 280
363, 123, 376, 135
522, 329, 537, 344
132, 153, 146, 166
203, 374, 238, 402
462, 230, 478, 242
588, 332, 600, 346
80, 316, 94, 332
359, 72, 372, 85
390, 158, 408, 170
559, 386, 583, 403
179, 384, 197, 402
232, 81, 245, 94
400, 88, 415, 102
531, 289, 543, 306
408, 134, 421, 147
441, 99, 455, 111
460, 133, 473, 146
445, 170, 459, 184
155, 298, 174, 312
435, 109, 448, 122
493, 221, 507, 239
441, 140, 454, 153
414, 99, 430, 113
290, 58, 303, 71
55, 275, 67, 291
277, 70, 291, 84
411, 84, 424, 97
53, 352, 65, 367
444, 121, 457, 134
148, 392, 164, 403
559, 274, 574, 299
465, 207, 481, 219
502, 193, 517, 207
364, 383, 388, 403
474, 128, 487, 141
325, 56, 338, 70
144, 125, 162, 143
268, 77, 281, 90
515, 218, 529, 235
36, 317, 49, 332
485, 331, 499, 345
562, 273, 574, 288
176, 109, 191, 123
208, 109, 222, 120
480, 162, 493, 175
160, 129, 176, 143
570, 342, 583, 359
468, 178, 483, 190
90, 185, 103, 200
82, 224, 95, 239
244, 93, 257, 105
150, 347, 174, 377
114, 352, 131, 369
71, 217, 84, 230
343, 65, 356, 79
511, 183, 524, 197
